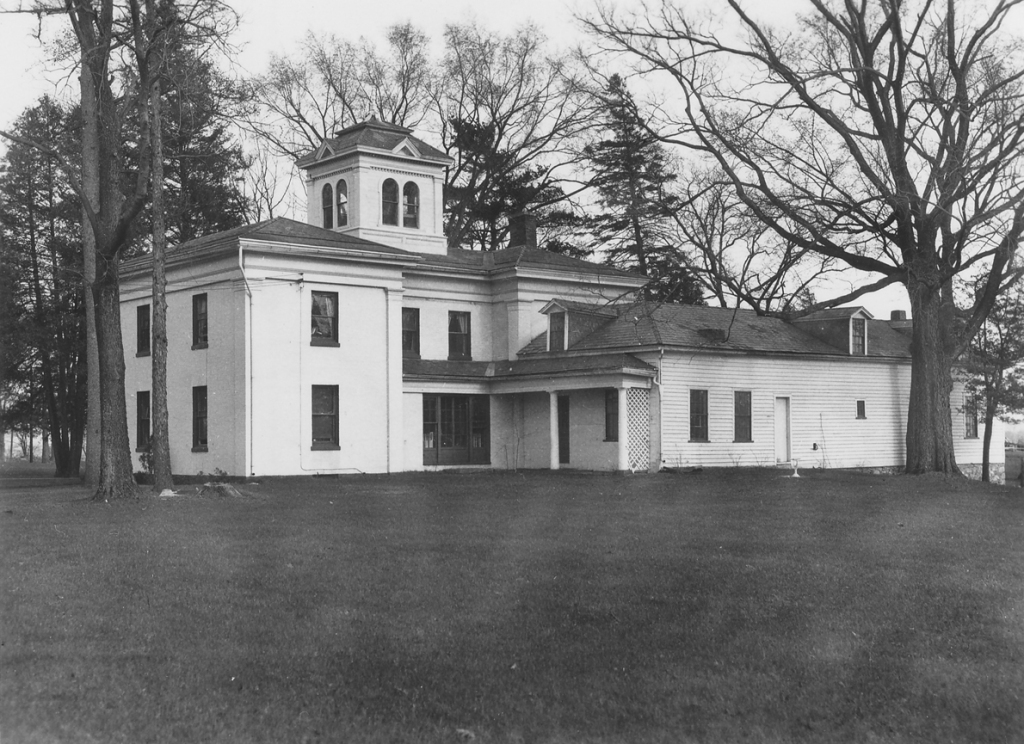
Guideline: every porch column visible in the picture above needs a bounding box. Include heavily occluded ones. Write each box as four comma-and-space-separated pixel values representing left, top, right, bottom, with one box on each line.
618, 387, 629, 471
549, 391, 559, 470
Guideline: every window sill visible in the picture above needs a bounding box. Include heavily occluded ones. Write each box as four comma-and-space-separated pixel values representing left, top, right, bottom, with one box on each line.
191, 446, 208, 453
689, 439, 709, 443
135, 446, 150, 453
311, 443, 340, 451
447, 356, 472, 361
136, 351, 150, 358
604, 438, 619, 443
310, 338, 340, 347
733, 439, 753, 444
403, 351, 421, 359
192, 343, 209, 350
856, 416, 867, 420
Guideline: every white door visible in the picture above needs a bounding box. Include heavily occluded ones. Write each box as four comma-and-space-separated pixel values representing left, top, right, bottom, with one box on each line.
775, 397, 791, 463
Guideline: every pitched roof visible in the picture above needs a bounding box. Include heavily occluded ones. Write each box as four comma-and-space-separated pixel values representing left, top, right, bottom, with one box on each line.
520, 302, 912, 359
413, 246, 644, 281
295, 118, 451, 168
541, 299, 619, 317
794, 307, 874, 321
120, 217, 418, 273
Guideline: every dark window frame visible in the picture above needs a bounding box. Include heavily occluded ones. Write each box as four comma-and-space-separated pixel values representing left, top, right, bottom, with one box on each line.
856, 399, 867, 419
964, 393, 979, 439
448, 311, 471, 360
311, 290, 340, 346
382, 178, 399, 226
605, 389, 619, 442
690, 389, 709, 442
851, 317, 866, 355
192, 293, 208, 349
422, 394, 490, 465
403, 181, 419, 228
312, 385, 340, 450
192, 386, 208, 451
137, 304, 151, 357
322, 183, 334, 229
336, 179, 348, 227
402, 307, 420, 357
136, 390, 151, 452
734, 390, 752, 442
549, 311, 566, 352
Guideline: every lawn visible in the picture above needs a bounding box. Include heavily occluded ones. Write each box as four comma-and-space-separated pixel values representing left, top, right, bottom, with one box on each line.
1, 469, 1023, 743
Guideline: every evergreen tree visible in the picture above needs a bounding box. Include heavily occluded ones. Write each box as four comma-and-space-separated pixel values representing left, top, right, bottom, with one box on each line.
583, 75, 702, 304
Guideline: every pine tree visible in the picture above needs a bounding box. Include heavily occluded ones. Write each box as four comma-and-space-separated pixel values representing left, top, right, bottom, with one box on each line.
584, 75, 702, 304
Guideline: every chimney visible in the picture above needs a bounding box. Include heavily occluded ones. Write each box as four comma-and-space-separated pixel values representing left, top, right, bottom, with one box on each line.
890, 310, 907, 321
508, 212, 538, 250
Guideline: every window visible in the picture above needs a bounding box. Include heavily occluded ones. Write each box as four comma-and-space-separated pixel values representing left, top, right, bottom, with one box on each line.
311, 291, 339, 345
965, 393, 978, 439
322, 183, 334, 229
136, 391, 151, 450
137, 304, 151, 356
403, 182, 419, 228
856, 400, 867, 419
549, 312, 566, 352
690, 389, 709, 441
336, 179, 348, 227
402, 307, 420, 357
852, 317, 866, 355
605, 389, 619, 442
312, 385, 340, 449
192, 386, 208, 451
382, 178, 399, 226
734, 391, 752, 442
448, 311, 471, 360
422, 394, 489, 465
192, 293, 208, 348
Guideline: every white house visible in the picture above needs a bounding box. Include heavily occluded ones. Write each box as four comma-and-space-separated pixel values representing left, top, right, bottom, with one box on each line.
118, 119, 1005, 482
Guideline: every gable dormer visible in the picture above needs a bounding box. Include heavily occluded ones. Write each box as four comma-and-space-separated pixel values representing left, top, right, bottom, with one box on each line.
790, 307, 874, 355
296, 118, 453, 255
541, 300, 618, 351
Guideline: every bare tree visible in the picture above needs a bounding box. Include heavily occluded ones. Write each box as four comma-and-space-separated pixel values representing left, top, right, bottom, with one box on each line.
584, 0, 1024, 474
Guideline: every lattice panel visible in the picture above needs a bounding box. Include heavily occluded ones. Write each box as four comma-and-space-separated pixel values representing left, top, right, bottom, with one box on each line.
627, 388, 650, 472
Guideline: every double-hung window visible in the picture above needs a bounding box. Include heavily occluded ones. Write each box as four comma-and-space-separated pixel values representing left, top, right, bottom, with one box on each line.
312, 385, 340, 449
403, 182, 419, 228
856, 400, 867, 419
605, 389, 619, 442
690, 389, 709, 441
322, 183, 334, 229
192, 386, 208, 451
402, 307, 420, 357
336, 179, 348, 227
137, 305, 151, 356
192, 293, 208, 348
734, 391, 752, 442
448, 311, 471, 360
852, 318, 866, 355
311, 291, 339, 345
136, 391, 151, 450
382, 179, 399, 226
964, 393, 979, 439
549, 312, 566, 351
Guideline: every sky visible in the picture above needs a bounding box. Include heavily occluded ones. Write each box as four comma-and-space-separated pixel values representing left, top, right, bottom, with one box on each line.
0, 0, 931, 317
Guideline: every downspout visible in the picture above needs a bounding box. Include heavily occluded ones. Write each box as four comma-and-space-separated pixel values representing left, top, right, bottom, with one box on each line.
239, 244, 254, 476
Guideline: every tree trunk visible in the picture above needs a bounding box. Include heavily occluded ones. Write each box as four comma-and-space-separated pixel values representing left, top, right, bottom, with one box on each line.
982, 389, 999, 483
150, 79, 174, 492
81, 57, 102, 488
905, 278, 959, 474
92, 257, 137, 501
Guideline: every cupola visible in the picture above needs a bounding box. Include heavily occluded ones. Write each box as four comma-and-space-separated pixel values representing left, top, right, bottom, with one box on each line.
295, 118, 453, 255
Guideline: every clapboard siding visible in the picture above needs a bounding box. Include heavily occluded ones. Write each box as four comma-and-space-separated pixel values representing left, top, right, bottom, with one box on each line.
651, 351, 999, 470
654, 351, 911, 469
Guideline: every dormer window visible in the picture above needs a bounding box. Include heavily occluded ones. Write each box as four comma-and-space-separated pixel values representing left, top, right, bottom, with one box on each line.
549, 312, 566, 351
321, 183, 333, 229
382, 179, 399, 226
403, 182, 419, 228
336, 179, 348, 227
851, 317, 866, 355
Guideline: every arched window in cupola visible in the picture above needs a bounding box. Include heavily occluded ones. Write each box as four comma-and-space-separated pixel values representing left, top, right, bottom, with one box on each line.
321, 183, 334, 229
382, 178, 399, 226
403, 182, 420, 229
336, 179, 348, 227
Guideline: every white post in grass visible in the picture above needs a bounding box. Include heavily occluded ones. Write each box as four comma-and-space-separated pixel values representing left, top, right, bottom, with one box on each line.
792, 458, 800, 477
549, 391, 559, 470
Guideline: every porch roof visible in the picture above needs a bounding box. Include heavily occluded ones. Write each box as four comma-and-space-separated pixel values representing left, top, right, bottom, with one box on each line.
404, 353, 656, 382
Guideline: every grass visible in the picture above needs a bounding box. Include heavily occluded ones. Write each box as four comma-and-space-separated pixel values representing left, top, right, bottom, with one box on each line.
2, 469, 1023, 743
